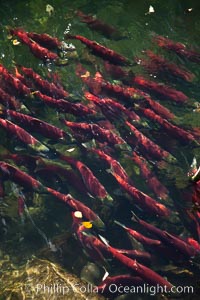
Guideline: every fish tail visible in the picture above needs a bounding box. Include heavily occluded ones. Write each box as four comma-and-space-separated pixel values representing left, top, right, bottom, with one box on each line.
65, 34, 75, 39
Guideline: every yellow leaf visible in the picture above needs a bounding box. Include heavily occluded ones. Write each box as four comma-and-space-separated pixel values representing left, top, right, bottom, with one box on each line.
82, 221, 93, 229
81, 71, 90, 78
13, 39, 20, 46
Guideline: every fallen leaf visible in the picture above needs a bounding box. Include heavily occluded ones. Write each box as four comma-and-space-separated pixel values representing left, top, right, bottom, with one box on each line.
82, 221, 93, 229
145, 5, 155, 15
81, 71, 90, 78
13, 39, 20, 46
74, 211, 82, 218
46, 4, 54, 16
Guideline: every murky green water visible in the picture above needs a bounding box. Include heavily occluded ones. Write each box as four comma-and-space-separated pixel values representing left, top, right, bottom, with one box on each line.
0, 0, 200, 299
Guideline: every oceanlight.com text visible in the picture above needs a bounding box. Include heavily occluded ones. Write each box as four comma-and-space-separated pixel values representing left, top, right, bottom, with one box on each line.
104, 283, 194, 296
25, 282, 194, 297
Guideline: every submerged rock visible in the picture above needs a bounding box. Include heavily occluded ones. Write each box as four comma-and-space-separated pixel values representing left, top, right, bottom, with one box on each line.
80, 262, 104, 285
0, 257, 105, 300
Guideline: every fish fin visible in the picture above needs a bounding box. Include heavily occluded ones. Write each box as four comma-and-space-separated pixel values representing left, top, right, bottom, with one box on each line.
106, 168, 112, 174
98, 235, 109, 246
14, 146, 27, 152
48, 240, 57, 252
131, 211, 140, 223
66, 147, 76, 153
81, 139, 96, 149
20, 104, 32, 114
164, 231, 175, 240
82, 231, 92, 237
191, 166, 200, 182
104, 194, 113, 205
191, 157, 197, 169
102, 268, 109, 281
82, 248, 89, 257
87, 192, 96, 199
114, 220, 127, 229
